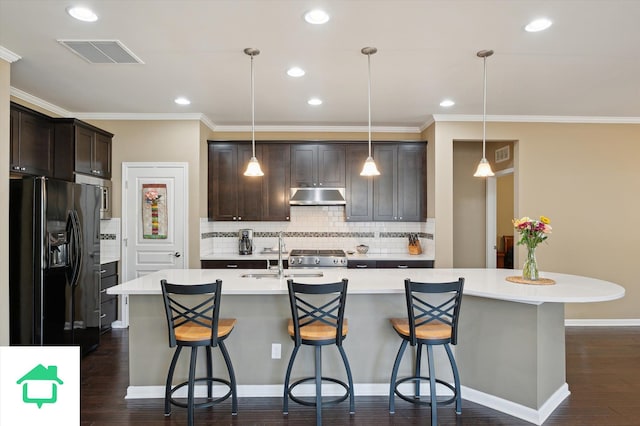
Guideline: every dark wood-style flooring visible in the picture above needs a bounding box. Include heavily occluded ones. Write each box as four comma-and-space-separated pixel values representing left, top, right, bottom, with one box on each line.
81, 327, 640, 425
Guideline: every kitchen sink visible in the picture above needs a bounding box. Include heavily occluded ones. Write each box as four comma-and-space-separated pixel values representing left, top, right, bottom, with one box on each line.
240, 272, 324, 279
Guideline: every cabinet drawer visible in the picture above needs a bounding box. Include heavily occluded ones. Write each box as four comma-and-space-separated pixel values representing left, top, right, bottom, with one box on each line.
376, 260, 434, 268
101, 297, 118, 332
347, 260, 377, 269
201, 259, 269, 269
268, 259, 289, 269
100, 274, 118, 291
101, 261, 117, 277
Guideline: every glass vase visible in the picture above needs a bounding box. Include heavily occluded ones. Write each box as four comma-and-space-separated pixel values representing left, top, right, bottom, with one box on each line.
523, 245, 539, 281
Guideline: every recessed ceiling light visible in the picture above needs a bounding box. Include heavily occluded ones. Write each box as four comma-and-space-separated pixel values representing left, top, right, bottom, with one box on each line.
304, 9, 330, 25
287, 67, 305, 77
66, 6, 98, 22
440, 99, 455, 107
525, 18, 552, 32
308, 98, 322, 106
174, 97, 191, 105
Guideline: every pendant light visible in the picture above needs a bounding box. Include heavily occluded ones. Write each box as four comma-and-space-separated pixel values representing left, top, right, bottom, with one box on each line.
360, 47, 380, 176
473, 49, 495, 178
243, 47, 264, 177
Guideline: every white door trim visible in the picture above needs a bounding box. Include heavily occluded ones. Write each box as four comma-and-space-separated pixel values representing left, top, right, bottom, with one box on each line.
486, 176, 497, 268
117, 162, 189, 327
486, 168, 514, 268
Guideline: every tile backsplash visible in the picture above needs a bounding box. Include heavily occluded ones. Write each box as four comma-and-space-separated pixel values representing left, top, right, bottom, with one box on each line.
200, 206, 434, 257
100, 218, 121, 263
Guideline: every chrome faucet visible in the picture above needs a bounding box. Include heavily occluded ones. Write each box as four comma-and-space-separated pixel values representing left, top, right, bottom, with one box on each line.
277, 231, 284, 278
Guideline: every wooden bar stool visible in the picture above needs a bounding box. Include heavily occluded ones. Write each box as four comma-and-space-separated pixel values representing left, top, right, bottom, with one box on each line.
283, 278, 354, 425
389, 277, 465, 425
160, 279, 237, 426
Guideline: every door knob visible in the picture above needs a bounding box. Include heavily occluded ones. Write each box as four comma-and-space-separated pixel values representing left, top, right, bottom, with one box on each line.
171, 252, 181, 258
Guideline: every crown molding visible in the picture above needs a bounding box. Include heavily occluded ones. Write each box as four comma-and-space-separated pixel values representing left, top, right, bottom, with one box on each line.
75, 112, 205, 121
10, 87, 72, 117
0, 45, 21, 63
419, 115, 435, 132
11, 87, 640, 130
213, 124, 421, 133
431, 114, 640, 124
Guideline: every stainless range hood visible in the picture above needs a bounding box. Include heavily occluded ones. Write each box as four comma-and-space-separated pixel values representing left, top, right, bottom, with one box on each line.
290, 187, 346, 206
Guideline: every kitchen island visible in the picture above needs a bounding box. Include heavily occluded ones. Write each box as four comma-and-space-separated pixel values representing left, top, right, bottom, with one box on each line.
108, 268, 624, 425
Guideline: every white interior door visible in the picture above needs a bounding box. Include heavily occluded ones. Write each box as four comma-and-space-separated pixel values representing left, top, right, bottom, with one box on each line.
119, 162, 188, 326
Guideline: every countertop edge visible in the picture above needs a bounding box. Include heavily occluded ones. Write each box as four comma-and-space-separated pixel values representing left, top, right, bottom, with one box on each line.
108, 268, 625, 305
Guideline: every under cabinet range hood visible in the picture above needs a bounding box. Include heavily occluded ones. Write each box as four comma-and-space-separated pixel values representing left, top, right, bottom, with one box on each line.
290, 187, 346, 206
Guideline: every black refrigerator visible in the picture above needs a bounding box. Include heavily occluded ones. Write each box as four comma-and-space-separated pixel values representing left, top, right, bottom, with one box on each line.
9, 176, 101, 356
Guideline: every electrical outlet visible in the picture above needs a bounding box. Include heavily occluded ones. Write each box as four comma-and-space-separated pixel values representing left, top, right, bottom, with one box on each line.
271, 343, 281, 359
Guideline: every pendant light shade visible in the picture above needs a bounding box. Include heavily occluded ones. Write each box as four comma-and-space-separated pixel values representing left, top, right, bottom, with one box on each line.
360, 47, 380, 176
474, 49, 495, 178
243, 47, 264, 177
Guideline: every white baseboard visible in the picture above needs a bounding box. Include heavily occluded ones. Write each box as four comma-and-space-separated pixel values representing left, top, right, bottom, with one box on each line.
110, 320, 126, 329
461, 383, 569, 426
565, 318, 640, 326
125, 382, 568, 425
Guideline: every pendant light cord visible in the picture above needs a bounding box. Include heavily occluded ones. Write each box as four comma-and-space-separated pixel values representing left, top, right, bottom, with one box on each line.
367, 52, 372, 157
482, 55, 487, 159
251, 54, 256, 157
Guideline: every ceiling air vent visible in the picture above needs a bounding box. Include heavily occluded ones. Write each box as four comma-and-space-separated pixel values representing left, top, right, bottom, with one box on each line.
58, 40, 143, 64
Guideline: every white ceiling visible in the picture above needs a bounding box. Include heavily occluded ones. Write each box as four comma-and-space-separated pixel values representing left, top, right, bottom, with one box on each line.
2, 0, 640, 130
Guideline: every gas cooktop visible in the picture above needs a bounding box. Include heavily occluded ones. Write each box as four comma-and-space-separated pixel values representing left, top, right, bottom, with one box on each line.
288, 249, 347, 268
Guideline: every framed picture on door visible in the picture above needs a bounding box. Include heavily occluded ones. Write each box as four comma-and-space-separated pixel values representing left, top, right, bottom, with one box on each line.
142, 183, 168, 239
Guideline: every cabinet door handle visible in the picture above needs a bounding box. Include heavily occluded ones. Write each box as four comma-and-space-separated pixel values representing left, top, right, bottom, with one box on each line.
12, 166, 20, 171
396, 265, 409, 269
100, 314, 107, 319
100, 289, 107, 293
20, 167, 26, 171
226, 264, 239, 268
356, 264, 368, 268
100, 269, 107, 274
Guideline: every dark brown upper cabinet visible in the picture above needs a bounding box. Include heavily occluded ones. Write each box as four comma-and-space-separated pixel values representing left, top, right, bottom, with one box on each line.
53, 118, 113, 180
345, 144, 374, 221
373, 143, 426, 222
208, 142, 290, 221
208, 142, 261, 221
291, 144, 346, 188
260, 143, 291, 221
9, 103, 55, 177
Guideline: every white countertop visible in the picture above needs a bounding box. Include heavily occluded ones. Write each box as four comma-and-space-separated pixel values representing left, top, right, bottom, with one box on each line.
101, 254, 120, 265
108, 268, 624, 305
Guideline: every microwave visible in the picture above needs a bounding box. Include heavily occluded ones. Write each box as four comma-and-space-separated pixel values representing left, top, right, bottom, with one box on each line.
75, 174, 112, 220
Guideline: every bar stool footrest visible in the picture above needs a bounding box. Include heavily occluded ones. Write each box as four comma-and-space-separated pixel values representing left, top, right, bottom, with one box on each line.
287, 376, 351, 407
168, 377, 233, 409
393, 376, 458, 407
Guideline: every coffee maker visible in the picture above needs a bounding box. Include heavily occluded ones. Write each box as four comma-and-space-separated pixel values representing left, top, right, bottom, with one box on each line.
238, 229, 253, 255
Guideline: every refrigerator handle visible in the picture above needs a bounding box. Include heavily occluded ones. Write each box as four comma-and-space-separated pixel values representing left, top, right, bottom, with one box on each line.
72, 210, 84, 288
65, 212, 76, 284
66, 210, 84, 287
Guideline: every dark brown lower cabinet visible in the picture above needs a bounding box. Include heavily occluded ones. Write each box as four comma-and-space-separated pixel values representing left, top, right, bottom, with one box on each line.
100, 262, 118, 333
201, 259, 270, 269
347, 259, 434, 268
